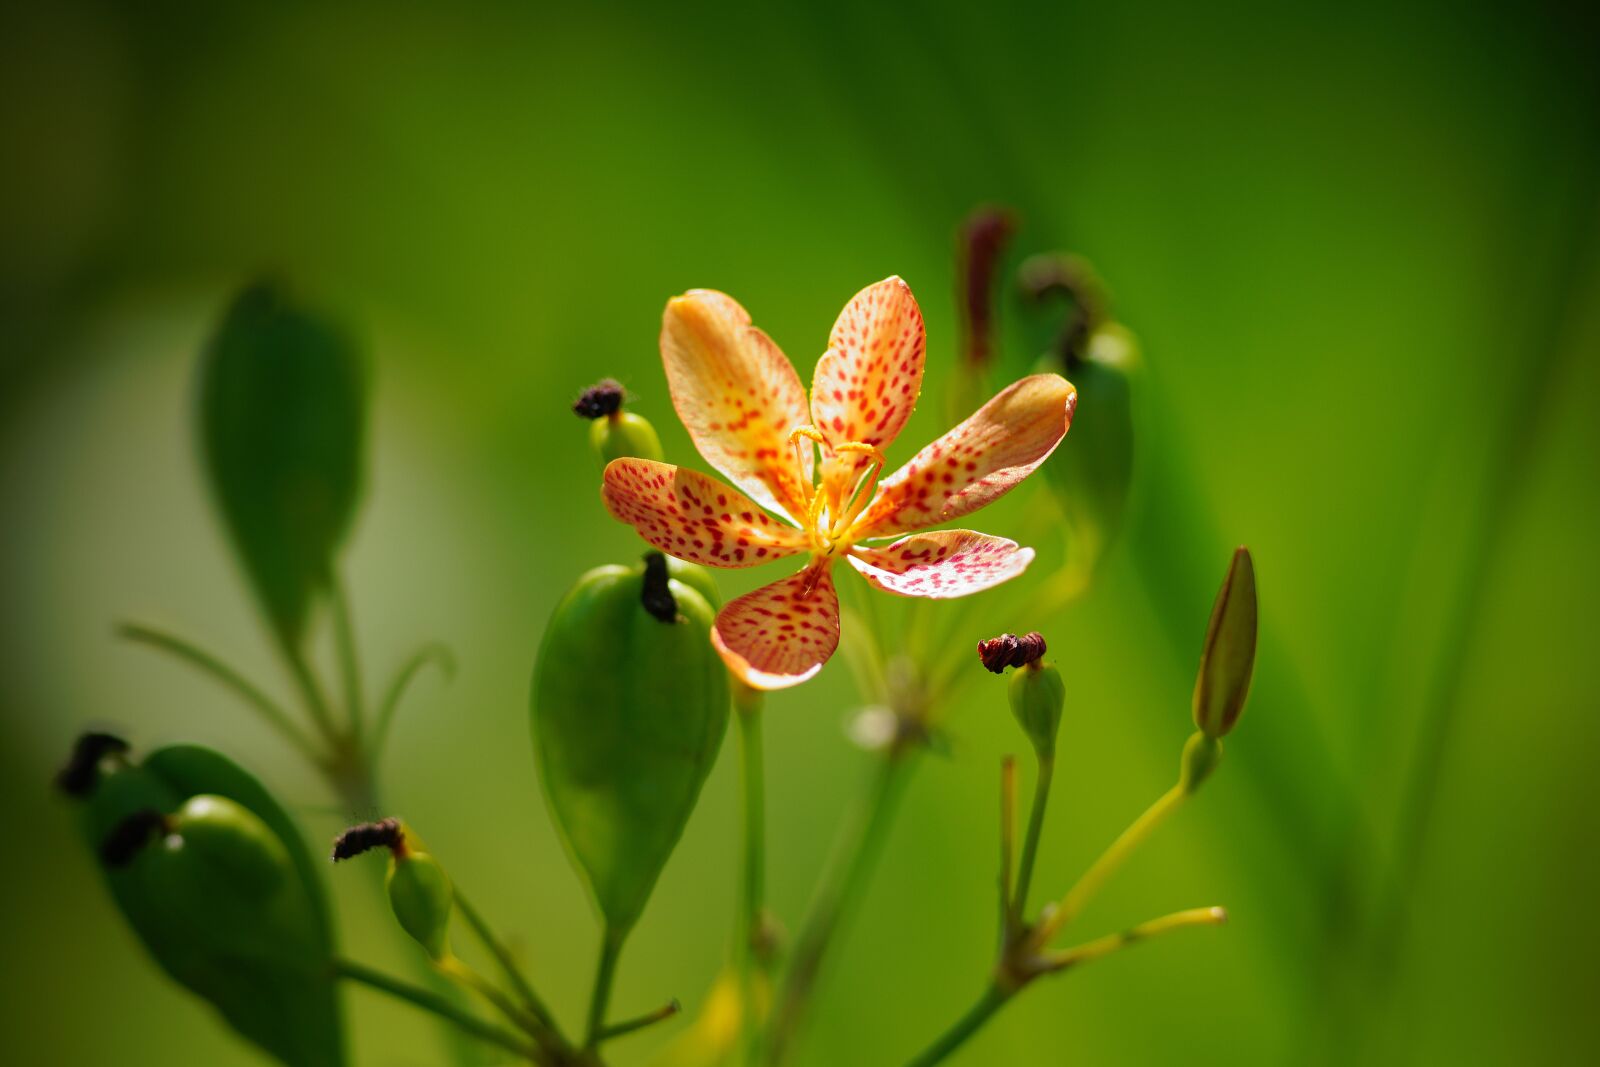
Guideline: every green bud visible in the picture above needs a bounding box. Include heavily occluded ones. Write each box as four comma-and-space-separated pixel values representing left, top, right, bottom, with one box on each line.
1008, 663, 1065, 760
388, 848, 453, 961
1193, 546, 1258, 739
532, 552, 729, 938
591, 410, 665, 464
1179, 731, 1223, 793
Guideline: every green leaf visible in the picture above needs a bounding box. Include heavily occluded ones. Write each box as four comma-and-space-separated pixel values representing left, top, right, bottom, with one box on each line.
199, 280, 367, 648
1193, 546, 1258, 739
74, 742, 346, 1067
532, 558, 730, 937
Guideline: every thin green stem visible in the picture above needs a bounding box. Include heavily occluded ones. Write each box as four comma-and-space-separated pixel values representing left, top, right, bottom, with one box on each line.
1030, 782, 1187, 950
455, 891, 565, 1044
902, 984, 1010, 1067
334, 958, 541, 1062
280, 632, 342, 746
584, 927, 625, 1050
370, 643, 456, 760
596, 999, 681, 1043
998, 757, 1018, 936
1009, 757, 1054, 930
439, 955, 545, 1040
332, 577, 365, 746
117, 622, 324, 765
734, 686, 766, 1066
1041, 906, 1227, 972
765, 749, 916, 1066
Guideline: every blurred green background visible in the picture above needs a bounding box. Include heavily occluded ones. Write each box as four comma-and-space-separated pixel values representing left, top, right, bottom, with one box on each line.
3, 0, 1598, 1063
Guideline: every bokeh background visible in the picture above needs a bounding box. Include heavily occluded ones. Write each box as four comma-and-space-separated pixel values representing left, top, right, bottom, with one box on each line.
3, 0, 1598, 1064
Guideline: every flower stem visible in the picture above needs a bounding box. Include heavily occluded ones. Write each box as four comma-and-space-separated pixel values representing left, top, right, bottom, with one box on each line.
1009, 756, 1055, 930
334, 957, 542, 1062
584, 926, 626, 1050
734, 684, 766, 1066
455, 891, 566, 1045
998, 757, 1018, 934
332, 576, 365, 746
116, 621, 324, 765
902, 984, 1010, 1067
596, 999, 681, 1043
1030, 782, 1187, 950
371, 643, 456, 760
765, 748, 916, 1066
1042, 906, 1227, 972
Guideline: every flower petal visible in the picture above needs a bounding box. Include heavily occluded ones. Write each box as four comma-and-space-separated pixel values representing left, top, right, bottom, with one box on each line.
661, 290, 814, 521
852, 374, 1076, 538
848, 530, 1034, 599
711, 563, 840, 689
811, 276, 926, 452
602, 459, 810, 568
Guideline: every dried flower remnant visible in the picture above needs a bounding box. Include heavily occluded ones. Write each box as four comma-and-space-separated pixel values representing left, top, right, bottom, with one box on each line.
331, 817, 406, 861
602, 277, 1076, 689
977, 631, 1048, 673
573, 379, 627, 420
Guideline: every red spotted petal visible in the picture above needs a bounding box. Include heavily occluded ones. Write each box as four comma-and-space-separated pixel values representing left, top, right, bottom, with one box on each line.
848, 530, 1034, 599
711, 563, 840, 689
852, 374, 1076, 538
602, 459, 809, 568
811, 276, 926, 451
661, 290, 815, 521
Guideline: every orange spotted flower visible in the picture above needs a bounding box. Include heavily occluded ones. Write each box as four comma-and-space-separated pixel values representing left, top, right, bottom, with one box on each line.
602, 277, 1076, 690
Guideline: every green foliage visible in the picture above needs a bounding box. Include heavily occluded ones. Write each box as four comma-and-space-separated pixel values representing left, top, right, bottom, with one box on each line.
198, 280, 368, 649
72, 742, 345, 1067
532, 556, 730, 938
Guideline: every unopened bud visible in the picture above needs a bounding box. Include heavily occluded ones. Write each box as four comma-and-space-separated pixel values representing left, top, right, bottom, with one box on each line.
168, 794, 289, 895
1193, 546, 1257, 739
333, 817, 453, 959
957, 207, 1017, 369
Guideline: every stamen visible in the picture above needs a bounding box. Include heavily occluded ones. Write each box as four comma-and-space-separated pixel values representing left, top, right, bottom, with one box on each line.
788, 426, 827, 519
831, 441, 890, 537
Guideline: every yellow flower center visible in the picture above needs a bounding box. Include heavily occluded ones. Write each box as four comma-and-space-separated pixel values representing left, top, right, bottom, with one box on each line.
787, 426, 887, 563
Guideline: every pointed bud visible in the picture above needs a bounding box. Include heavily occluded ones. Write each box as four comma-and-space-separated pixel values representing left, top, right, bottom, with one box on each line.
574, 379, 664, 463
1179, 731, 1223, 794
1193, 546, 1257, 739
957, 206, 1017, 370
167, 794, 291, 896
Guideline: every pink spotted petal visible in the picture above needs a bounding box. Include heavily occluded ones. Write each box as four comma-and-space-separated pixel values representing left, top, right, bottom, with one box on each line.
711, 563, 840, 689
852, 374, 1076, 539
602, 459, 810, 568
848, 530, 1034, 599
661, 290, 814, 521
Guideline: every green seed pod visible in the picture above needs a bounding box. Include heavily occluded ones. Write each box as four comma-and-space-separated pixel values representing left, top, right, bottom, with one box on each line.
165, 794, 290, 898
63, 737, 344, 1067
1179, 731, 1224, 794
532, 551, 730, 939
592, 410, 665, 464
1008, 662, 1066, 761
1193, 546, 1258, 739
388, 848, 454, 961
1038, 322, 1139, 576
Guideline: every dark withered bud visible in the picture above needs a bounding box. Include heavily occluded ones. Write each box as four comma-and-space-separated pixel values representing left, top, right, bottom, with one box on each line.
573, 379, 626, 419
640, 552, 678, 622
1018, 253, 1106, 368
56, 731, 130, 797
100, 808, 169, 867
977, 631, 1048, 674
958, 207, 1017, 369
331, 817, 405, 862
